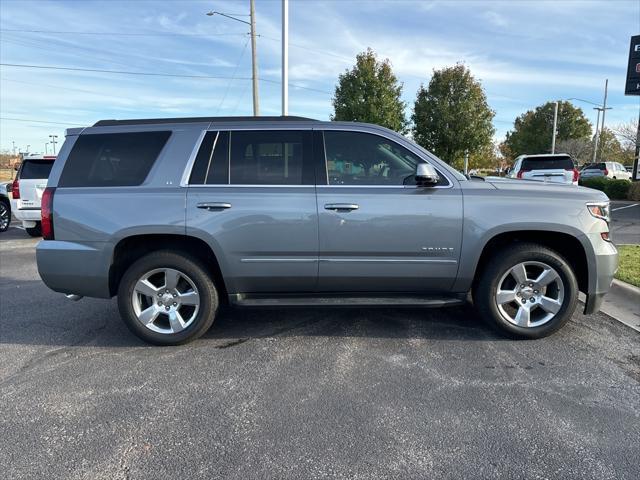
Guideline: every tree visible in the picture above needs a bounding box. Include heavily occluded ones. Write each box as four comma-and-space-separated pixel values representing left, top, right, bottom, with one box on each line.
412, 64, 495, 165
555, 137, 592, 165
598, 128, 634, 165
503, 101, 591, 158
331, 48, 407, 133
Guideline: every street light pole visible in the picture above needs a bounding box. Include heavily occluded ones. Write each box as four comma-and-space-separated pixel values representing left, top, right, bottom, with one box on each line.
49, 135, 58, 155
45, 143, 49, 155
207, 5, 259, 116
282, 0, 289, 116
551, 101, 559, 154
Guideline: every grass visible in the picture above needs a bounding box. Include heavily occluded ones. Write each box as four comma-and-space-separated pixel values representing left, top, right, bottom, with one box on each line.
615, 245, 640, 288
0, 169, 14, 182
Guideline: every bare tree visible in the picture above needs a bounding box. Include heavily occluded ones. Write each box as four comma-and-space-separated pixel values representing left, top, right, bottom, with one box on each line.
555, 137, 592, 165
612, 120, 638, 150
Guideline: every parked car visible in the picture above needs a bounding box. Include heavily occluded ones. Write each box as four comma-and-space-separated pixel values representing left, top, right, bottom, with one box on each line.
11, 154, 56, 236
36, 117, 618, 345
0, 181, 11, 232
507, 154, 579, 185
624, 165, 633, 173
580, 162, 632, 181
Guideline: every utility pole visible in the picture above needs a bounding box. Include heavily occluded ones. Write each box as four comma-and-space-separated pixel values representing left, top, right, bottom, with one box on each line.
26, 145, 30, 154
206, 3, 259, 116
597, 79, 609, 161
282, 0, 289, 116
49, 134, 58, 155
551, 101, 559, 154
45, 143, 49, 155
592, 107, 602, 163
11, 141, 16, 155
463, 150, 469, 175
249, 0, 259, 116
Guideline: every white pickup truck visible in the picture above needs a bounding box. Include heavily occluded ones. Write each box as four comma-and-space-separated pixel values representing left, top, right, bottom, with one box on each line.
11, 154, 56, 236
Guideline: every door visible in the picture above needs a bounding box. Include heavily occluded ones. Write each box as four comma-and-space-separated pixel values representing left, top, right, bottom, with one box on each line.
186, 129, 318, 294
315, 130, 463, 293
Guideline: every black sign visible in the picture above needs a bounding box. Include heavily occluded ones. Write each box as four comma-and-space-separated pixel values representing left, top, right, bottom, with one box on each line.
626, 35, 640, 95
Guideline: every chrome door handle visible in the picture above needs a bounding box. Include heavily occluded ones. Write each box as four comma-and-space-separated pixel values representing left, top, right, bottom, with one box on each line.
324, 203, 359, 211
197, 202, 231, 210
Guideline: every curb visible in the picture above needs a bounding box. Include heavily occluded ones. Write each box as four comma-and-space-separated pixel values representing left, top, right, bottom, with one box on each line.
583, 279, 640, 333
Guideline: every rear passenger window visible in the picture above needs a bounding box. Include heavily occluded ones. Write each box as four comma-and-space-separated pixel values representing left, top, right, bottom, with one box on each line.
189, 131, 229, 184
59, 131, 170, 187
229, 130, 312, 185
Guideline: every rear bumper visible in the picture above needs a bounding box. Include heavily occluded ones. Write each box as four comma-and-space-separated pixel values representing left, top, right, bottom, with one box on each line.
13, 208, 41, 221
36, 240, 112, 298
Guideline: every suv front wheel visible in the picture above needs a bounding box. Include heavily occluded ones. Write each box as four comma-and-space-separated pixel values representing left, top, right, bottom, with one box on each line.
117, 251, 218, 345
474, 243, 578, 339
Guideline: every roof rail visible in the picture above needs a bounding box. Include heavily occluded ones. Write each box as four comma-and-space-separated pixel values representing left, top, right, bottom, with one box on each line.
93, 116, 317, 127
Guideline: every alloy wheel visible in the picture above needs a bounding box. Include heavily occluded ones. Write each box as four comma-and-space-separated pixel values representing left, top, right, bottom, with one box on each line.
494, 261, 565, 328
131, 267, 200, 334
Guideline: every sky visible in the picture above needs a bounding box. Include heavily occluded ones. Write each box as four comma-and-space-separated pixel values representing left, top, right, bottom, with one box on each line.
0, 0, 638, 155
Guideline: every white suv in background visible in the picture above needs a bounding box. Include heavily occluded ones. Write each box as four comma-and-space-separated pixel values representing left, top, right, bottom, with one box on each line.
11, 154, 56, 236
580, 162, 632, 181
508, 154, 579, 185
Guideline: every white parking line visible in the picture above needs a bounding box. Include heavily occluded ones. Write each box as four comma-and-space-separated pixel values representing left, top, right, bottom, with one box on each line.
611, 203, 638, 212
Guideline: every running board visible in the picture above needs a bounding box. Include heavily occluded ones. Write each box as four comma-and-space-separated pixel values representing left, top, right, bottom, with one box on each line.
229, 294, 466, 308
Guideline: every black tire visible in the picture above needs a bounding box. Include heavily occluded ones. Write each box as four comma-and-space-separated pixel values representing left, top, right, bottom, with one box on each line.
25, 222, 42, 237
117, 250, 218, 345
473, 243, 579, 339
0, 198, 10, 232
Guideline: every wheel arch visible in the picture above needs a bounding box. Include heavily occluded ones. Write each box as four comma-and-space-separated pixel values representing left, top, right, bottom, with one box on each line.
469, 229, 591, 296
109, 233, 229, 303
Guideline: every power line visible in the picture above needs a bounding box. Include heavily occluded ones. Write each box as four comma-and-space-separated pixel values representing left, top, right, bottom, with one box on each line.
0, 28, 247, 38
216, 38, 250, 114
0, 117, 85, 126
0, 62, 331, 94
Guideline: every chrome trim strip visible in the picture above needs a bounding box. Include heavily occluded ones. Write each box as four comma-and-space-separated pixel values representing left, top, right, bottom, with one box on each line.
240, 258, 317, 263
320, 258, 457, 264
180, 129, 207, 187
203, 131, 220, 184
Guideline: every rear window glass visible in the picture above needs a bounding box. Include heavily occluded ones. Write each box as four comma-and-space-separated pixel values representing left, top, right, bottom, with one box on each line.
19, 160, 54, 179
583, 163, 606, 170
59, 131, 170, 187
521, 156, 574, 171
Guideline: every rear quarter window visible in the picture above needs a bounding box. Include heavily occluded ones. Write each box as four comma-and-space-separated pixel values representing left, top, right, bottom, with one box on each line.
59, 131, 171, 187
19, 160, 54, 179
521, 156, 574, 170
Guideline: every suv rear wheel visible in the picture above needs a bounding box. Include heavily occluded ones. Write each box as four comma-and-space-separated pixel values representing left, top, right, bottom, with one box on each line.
117, 250, 218, 345
473, 243, 578, 339
0, 198, 10, 232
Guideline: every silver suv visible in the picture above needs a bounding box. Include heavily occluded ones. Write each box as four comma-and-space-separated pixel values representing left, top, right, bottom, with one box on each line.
36, 117, 618, 345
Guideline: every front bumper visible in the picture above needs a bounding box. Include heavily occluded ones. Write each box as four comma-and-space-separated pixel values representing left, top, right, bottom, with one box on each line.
582, 233, 618, 314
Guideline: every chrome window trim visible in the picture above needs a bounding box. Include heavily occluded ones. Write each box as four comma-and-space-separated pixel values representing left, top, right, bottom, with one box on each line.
181, 125, 455, 189
185, 184, 315, 188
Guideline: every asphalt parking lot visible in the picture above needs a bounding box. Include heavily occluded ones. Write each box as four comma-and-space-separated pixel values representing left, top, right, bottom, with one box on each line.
610, 201, 640, 245
1, 220, 639, 479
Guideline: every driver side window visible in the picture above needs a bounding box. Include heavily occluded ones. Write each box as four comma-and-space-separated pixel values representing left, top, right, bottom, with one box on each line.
323, 131, 420, 186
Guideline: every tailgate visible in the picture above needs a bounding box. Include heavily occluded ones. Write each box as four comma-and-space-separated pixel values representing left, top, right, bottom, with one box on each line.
17, 179, 47, 209
523, 169, 572, 183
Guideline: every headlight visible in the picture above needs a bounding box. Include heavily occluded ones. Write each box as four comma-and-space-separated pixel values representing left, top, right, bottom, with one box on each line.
586, 202, 610, 223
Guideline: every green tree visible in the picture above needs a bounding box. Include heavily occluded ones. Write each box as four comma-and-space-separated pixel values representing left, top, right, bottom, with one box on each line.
412, 64, 495, 165
331, 48, 407, 133
503, 101, 591, 158
598, 128, 634, 165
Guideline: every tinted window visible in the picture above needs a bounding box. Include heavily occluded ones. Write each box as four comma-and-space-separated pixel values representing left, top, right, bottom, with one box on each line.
324, 131, 432, 186
583, 162, 606, 171
229, 130, 312, 185
189, 131, 229, 184
19, 160, 54, 179
521, 156, 574, 171
59, 131, 170, 187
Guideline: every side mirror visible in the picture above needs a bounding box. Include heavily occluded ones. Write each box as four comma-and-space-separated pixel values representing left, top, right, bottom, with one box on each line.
415, 163, 439, 186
